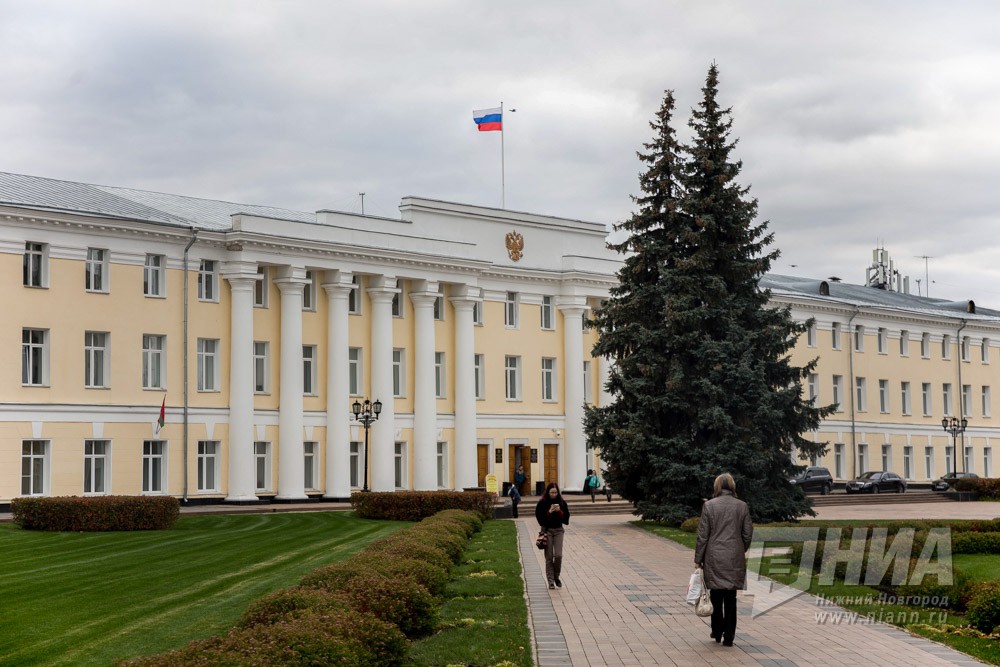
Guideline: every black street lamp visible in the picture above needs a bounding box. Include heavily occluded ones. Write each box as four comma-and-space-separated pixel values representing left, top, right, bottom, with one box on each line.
941, 416, 968, 476
352, 398, 382, 492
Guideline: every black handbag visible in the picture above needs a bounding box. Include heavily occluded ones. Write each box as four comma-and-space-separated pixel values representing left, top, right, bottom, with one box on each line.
536, 530, 549, 550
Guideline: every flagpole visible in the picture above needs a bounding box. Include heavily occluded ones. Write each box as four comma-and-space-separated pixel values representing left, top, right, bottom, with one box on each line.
500, 100, 505, 209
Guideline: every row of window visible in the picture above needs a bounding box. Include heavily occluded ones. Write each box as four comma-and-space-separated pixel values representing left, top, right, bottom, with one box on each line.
806, 322, 993, 364
19, 438, 448, 497
808, 374, 992, 418
814, 442, 994, 480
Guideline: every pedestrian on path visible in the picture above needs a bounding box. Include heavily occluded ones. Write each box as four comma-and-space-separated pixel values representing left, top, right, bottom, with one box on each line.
535, 482, 571, 589
585, 469, 600, 502
694, 472, 753, 647
515, 465, 527, 494
507, 482, 521, 518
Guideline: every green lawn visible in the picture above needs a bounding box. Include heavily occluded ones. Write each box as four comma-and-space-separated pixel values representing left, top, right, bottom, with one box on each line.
0, 511, 406, 667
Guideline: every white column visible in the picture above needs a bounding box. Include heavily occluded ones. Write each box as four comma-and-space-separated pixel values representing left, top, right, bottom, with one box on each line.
451, 288, 480, 490
559, 299, 589, 491
367, 276, 398, 491
322, 272, 353, 499
410, 283, 439, 491
274, 267, 309, 500
222, 263, 258, 502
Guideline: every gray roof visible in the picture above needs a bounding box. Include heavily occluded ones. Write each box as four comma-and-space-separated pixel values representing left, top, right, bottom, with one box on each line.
762, 274, 1000, 321
0, 171, 315, 230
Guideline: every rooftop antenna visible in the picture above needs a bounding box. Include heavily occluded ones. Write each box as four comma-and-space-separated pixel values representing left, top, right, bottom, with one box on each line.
360, 192, 365, 216
915, 255, 933, 297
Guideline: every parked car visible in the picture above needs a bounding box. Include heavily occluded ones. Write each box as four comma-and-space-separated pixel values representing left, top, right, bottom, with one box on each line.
931, 472, 979, 492
845, 471, 906, 494
789, 466, 834, 495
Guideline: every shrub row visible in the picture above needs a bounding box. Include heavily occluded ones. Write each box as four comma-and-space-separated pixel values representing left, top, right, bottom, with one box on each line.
351, 490, 495, 521
967, 580, 1000, 633
953, 477, 1000, 498
953, 531, 1000, 554
118, 510, 484, 667
12, 495, 179, 531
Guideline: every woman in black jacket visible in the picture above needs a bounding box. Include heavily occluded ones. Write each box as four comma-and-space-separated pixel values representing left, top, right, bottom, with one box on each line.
535, 483, 570, 589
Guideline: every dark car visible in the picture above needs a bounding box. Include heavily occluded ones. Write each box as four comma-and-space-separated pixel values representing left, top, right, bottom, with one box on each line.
931, 472, 979, 492
845, 471, 906, 494
789, 466, 834, 495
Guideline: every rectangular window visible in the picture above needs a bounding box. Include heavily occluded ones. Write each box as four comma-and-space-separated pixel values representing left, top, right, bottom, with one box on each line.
881, 444, 892, 472
304, 441, 317, 490
84, 331, 109, 388
349, 348, 362, 395
541, 296, 554, 330
962, 384, 972, 417
392, 283, 404, 318
855, 377, 867, 412
394, 441, 406, 489
946, 446, 954, 476
198, 260, 217, 301
21, 440, 48, 496
143, 440, 166, 493
144, 254, 165, 297
393, 349, 406, 397
983, 338, 991, 364
925, 446, 934, 480
943, 383, 952, 416
878, 379, 889, 413
348, 275, 362, 314
474, 353, 485, 400
583, 360, 593, 405
854, 325, 864, 352
436, 441, 448, 488
254, 441, 271, 491
962, 336, 971, 362
806, 322, 816, 347
23, 242, 47, 287
349, 441, 361, 487
197, 441, 219, 492
254, 342, 270, 393
302, 270, 315, 311
831, 323, 842, 350
834, 443, 845, 479
435, 351, 446, 398
433, 295, 445, 321
832, 375, 843, 411
983, 386, 992, 417
899, 330, 909, 356
254, 266, 268, 307
541, 357, 556, 401
472, 300, 483, 326
197, 338, 219, 391
942, 334, 952, 360
22, 328, 48, 386
922, 382, 932, 416
142, 334, 166, 389
85, 248, 108, 292
505, 355, 521, 401
903, 446, 913, 480
858, 443, 869, 474
877, 328, 887, 353
84, 440, 109, 494
921, 332, 930, 358
303, 345, 317, 395
807, 373, 818, 401
505, 291, 519, 328
965, 446, 974, 474
901, 381, 911, 416
985, 447, 993, 478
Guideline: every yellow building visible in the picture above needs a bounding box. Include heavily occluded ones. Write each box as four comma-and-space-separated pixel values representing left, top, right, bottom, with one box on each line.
2, 172, 619, 506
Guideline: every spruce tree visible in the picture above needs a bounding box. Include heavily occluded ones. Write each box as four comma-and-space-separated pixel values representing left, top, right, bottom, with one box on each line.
586, 65, 833, 524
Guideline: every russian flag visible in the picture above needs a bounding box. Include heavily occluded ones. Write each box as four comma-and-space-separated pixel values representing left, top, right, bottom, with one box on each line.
473, 107, 502, 132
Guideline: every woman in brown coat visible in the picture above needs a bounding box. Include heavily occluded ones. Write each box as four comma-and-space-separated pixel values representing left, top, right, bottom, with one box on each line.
694, 472, 753, 646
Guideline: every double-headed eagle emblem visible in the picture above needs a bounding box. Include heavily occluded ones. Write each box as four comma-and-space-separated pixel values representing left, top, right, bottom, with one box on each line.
505, 230, 524, 261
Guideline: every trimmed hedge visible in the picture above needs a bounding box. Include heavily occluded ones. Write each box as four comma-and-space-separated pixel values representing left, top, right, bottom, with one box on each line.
351, 491, 494, 521
238, 586, 350, 628
680, 517, 700, 533
330, 573, 439, 637
954, 477, 1000, 498
953, 531, 1000, 554
365, 534, 454, 571
967, 581, 1000, 633
12, 495, 179, 531
302, 555, 449, 596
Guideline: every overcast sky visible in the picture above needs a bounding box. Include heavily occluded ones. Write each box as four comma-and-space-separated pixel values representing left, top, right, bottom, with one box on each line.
2, 1, 999, 303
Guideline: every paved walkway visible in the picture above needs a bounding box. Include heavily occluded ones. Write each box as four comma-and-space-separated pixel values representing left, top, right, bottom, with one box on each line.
814, 502, 1000, 521
516, 515, 985, 667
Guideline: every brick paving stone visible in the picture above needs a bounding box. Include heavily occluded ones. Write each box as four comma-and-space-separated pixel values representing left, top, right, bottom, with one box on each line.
515, 515, 988, 666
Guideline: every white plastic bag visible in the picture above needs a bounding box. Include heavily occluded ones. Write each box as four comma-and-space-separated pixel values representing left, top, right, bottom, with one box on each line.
686, 569, 702, 605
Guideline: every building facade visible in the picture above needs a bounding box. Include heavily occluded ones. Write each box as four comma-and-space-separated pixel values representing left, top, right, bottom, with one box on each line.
2, 172, 620, 506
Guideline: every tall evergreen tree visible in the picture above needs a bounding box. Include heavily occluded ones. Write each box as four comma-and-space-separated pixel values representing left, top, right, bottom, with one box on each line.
586, 65, 834, 524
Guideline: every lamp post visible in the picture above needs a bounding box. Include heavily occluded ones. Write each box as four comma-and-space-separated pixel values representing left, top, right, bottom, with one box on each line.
942, 416, 968, 477
352, 398, 382, 492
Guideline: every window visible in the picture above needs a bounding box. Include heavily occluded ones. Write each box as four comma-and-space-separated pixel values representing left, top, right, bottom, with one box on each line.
435, 352, 446, 398
505, 292, 519, 328
84, 440, 109, 494
143, 440, 166, 493
854, 325, 864, 352
925, 446, 934, 480
197, 338, 219, 391
85, 248, 108, 292
903, 446, 913, 480
962, 336, 971, 362
394, 441, 407, 489
349, 441, 361, 487
878, 379, 889, 413
832, 375, 843, 411
84, 332, 109, 388
965, 446, 975, 474
831, 323, 842, 350
304, 441, 317, 490
946, 446, 954, 476
921, 332, 930, 358
436, 441, 448, 488
303, 345, 317, 395
144, 254, 165, 297
541, 358, 556, 401
881, 444, 892, 472
349, 348, 362, 395
583, 360, 593, 404
472, 300, 483, 326
901, 382, 911, 415
922, 383, 932, 416
807, 374, 818, 401
899, 330, 909, 356
22, 328, 48, 386
254, 441, 271, 491
348, 275, 362, 314
962, 384, 972, 417
985, 447, 993, 478
302, 270, 315, 311
474, 353, 485, 400
23, 242, 47, 287
392, 283, 404, 318
855, 377, 867, 412
983, 338, 991, 364
942, 334, 951, 360
834, 443, 845, 479
505, 355, 521, 400
254, 342, 270, 393
877, 328, 887, 353
433, 295, 445, 321
858, 443, 869, 474
21, 440, 48, 496
197, 441, 219, 492
943, 383, 953, 416
983, 386, 992, 417
541, 296, 554, 330
142, 334, 166, 389
806, 322, 816, 347
254, 266, 268, 307
198, 260, 217, 301
393, 349, 406, 397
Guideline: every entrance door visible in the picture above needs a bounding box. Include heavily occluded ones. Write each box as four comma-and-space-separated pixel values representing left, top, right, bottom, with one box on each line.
544, 443, 559, 490
508, 445, 530, 494
477, 444, 489, 487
